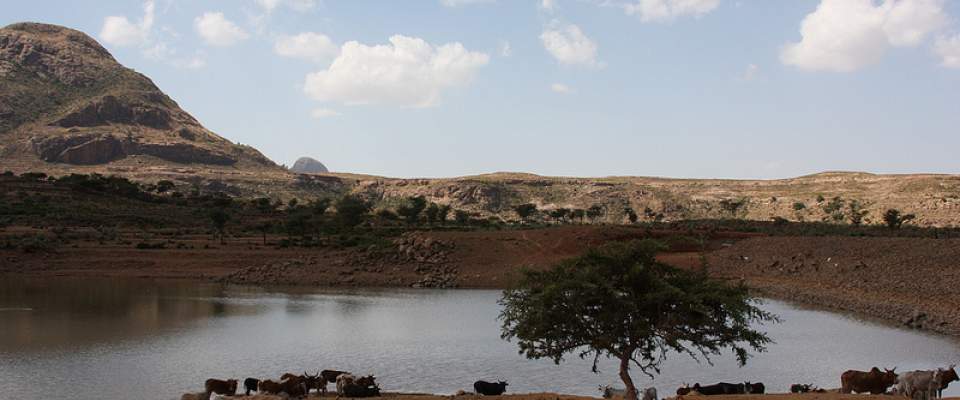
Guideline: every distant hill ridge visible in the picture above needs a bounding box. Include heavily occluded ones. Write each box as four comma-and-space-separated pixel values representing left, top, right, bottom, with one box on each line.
2, 22, 958, 226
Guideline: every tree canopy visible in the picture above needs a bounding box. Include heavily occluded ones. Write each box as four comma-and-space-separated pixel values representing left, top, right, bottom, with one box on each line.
499, 240, 776, 400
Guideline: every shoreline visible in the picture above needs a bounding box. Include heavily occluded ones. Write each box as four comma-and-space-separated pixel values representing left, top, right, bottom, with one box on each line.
4, 226, 959, 337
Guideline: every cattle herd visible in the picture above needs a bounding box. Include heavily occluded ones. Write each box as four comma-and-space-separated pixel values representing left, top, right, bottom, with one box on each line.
186, 369, 379, 399
663, 364, 958, 400
185, 364, 958, 400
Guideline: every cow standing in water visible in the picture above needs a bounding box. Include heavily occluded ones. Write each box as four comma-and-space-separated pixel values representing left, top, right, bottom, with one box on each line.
841, 367, 898, 394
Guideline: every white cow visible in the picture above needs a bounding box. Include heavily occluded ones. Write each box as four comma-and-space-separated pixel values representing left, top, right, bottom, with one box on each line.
897, 369, 945, 400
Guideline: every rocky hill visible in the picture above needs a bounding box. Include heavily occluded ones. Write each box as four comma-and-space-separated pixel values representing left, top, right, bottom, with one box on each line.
290, 156, 328, 174
0, 22, 293, 195
332, 171, 960, 227
2, 23, 957, 227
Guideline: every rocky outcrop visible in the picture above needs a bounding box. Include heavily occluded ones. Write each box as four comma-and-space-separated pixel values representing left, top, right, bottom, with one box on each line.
291, 157, 329, 174
32, 134, 124, 164
31, 134, 238, 165
54, 95, 172, 130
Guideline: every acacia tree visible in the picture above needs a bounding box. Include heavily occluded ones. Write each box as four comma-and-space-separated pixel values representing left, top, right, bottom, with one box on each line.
499, 240, 776, 400
514, 203, 538, 223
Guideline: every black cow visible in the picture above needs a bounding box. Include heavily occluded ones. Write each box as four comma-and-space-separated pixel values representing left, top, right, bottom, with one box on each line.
243, 378, 260, 396
693, 382, 746, 395
341, 382, 382, 398
474, 380, 509, 396
745, 382, 765, 394
790, 384, 812, 393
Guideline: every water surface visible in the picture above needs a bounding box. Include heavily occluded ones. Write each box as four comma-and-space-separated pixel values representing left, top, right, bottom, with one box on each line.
1, 276, 957, 400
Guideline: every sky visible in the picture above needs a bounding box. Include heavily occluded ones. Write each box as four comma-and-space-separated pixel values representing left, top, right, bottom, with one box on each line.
3, 0, 960, 179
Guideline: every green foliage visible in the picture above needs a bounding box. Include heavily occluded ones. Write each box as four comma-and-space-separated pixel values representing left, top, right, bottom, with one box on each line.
816, 195, 825, 203
587, 205, 604, 222
571, 209, 586, 223
499, 240, 775, 400
288, 198, 299, 209
208, 208, 230, 243
454, 209, 470, 224
425, 203, 441, 224
847, 199, 869, 226
883, 209, 915, 229
822, 196, 846, 222
548, 208, 570, 223
625, 207, 639, 224
792, 202, 806, 211
309, 198, 332, 215
336, 194, 371, 227
156, 180, 175, 193
397, 196, 428, 224
719, 198, 748, 217
437, 205, 452, 223
514, 203, 538, 222
376, 209, 398, 220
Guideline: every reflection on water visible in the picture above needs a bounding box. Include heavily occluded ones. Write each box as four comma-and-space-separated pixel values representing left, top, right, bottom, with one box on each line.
1, 276, 958, 400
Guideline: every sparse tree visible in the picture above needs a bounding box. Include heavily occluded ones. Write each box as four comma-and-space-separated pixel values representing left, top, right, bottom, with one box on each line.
335, 195, 371, 227
287, 198, 299, 209
548, 208, 570, 224
454, 209, 470, 225
514, 203, 538, 223
425, 203, 441, 224
208, 208, 230, 244
586, 205, 604, 223
397, 196, 428, 224
571, 209, 586, 223
625, 207, 639, 224
437, 205, 452, 224
883, 209, 915, 229
310, 198, 332, 215
256, 221, 272, 245
499, 240, 776, 400
847, 199, 869, 226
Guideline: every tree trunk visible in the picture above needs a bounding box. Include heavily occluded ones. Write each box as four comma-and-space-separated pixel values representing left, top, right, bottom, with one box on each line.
619, 354, 638, 400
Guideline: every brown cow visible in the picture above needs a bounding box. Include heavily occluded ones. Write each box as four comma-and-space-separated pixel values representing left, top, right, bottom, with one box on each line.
841, 367, 898, 394
259, 379, 284, 395
204, 378, 237, 396
939, 365, 959, 397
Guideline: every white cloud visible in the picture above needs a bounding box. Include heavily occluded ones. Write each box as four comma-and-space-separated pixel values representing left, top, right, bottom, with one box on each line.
195, 12, 249, 47
100, 0, 155, 47
540, 0, 557, 12
499, 41, 512, 57
540, 22, 601, 67
781, 0, 948, 72
143, 42, 207, 69
311, 108, 341, 119
440, 0, 494, 7
303, 35, 489, 108
743, 63, 759, 80
255, 0, 316, 13
275, 32, 338, 63
934, 34, 960, 68
624, 0, 720, 22
550, 83, 573, 93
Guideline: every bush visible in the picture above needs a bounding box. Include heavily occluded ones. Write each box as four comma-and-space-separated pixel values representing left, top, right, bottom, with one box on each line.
883, 209, 915, 229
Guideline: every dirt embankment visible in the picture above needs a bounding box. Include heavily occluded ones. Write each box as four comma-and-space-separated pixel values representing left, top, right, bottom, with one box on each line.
4, 225, 960, 336
697, 236, 960, 336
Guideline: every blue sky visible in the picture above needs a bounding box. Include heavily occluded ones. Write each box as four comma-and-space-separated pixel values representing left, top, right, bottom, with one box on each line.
4, 0, 959, 179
